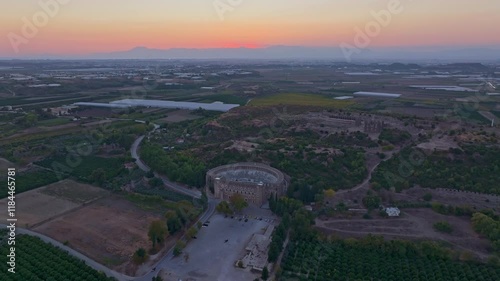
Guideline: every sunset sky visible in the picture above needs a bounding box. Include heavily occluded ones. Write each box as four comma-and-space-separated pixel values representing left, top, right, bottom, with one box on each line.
1, 0, 499, 56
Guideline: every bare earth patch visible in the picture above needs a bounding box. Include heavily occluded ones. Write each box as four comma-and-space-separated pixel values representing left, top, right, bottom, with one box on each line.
0, 188, 79, 228
0, 179, 108, 227
33, 195, 164, 275
316, 208, 492, 260
40, 179, 109, 203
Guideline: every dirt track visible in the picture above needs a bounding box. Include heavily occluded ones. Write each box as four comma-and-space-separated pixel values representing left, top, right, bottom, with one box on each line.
316, 208, 492, 260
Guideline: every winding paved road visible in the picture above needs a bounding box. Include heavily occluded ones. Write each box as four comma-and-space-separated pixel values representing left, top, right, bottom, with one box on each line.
130, 129, 202, 199
130, 125, 214, 280
1, 123, 214, 281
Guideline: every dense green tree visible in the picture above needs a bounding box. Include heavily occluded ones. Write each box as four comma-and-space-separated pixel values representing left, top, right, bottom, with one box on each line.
148, 220, 168, 249
261, 266, 269, 280
471, 212, 500, 253
216, 201, 233, 215
22, 112, 38, 127
423, 193, 433, 201
186, 226, 198, 240
433, 221, 453, 233
166, 211, 182, 235
362, 195, 381, 210
230, 194, 248, 212
149, 177, 163, 187
132, 248, 148, 264
173, 241, 186, 257
89, 168, 107, 186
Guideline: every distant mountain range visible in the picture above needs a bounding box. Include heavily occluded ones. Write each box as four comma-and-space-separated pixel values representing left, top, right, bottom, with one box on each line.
3, 46, 500, 62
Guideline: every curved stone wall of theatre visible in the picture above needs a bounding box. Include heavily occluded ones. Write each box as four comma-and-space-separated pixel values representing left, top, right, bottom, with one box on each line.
206, 162, 288, 205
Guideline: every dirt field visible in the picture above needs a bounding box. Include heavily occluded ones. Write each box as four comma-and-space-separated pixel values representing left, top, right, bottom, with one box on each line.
393, 187, 500, 212
0, 157, 16, 171
33, 194, 164, 274
0, 188, 79, 228
40, 179, 110, 204
316, 208, 492, 260
0, 179, 108, 227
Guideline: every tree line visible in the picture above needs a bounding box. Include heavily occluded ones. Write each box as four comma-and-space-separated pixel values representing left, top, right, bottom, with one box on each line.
371, 145, 500, 195
140, 143, 206, 188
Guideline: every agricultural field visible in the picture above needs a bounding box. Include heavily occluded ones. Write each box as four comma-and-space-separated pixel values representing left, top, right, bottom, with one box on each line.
35, 155, 126, 184
280, 237, 500, 281
0, 169, 62, 199
134, 187, 200, 203
32, 194, 167, 274
40, 179, 110, 204
0, 179, 108, 227
0, 232, 115, 281
37, 117, 72, 127
249, 93, 354, 108
193, 93, 249, 105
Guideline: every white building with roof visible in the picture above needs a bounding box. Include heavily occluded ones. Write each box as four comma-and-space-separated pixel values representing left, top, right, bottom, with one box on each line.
385, 207, 401, 217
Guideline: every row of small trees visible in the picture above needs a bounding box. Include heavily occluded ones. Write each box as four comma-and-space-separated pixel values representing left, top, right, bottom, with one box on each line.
133, 200, 202, 265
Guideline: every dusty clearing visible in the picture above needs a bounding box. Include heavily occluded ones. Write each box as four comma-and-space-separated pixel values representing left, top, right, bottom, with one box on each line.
0, 179, 108, 227
40, 179, 109, 204
316, 208, 492, 259
0, 189, 79, 227
33, 195, 164, 274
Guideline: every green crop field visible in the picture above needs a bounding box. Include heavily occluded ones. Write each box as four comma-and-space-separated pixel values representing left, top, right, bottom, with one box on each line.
38, 118, 72, 127
280, 238, 500, 281
249, 93, 354, 108
0, 170, 62, 199
35, 156, 125, 183
0, 232, 115, 281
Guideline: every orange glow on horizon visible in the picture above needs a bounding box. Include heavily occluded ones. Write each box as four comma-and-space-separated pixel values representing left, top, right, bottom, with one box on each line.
0, 0, 499, 56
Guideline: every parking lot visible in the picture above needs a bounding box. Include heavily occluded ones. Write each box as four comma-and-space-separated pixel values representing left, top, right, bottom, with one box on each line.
160, 208, 276, 281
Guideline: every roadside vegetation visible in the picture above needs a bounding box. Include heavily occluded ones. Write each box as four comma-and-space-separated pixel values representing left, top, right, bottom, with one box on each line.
0, 231, 115, 281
